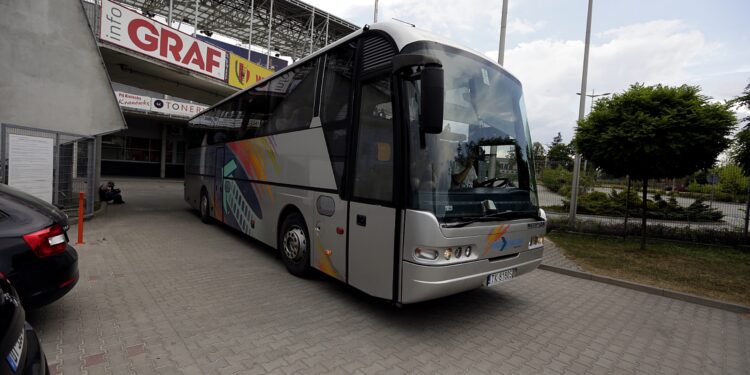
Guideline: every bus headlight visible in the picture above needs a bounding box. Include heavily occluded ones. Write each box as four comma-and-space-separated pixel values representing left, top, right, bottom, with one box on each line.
414, 245, 476, 263
529, 236, 544, 248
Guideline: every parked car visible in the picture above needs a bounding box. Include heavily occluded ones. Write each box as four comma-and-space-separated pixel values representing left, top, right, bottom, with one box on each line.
1, 273, 49, 374
0, 184, 78, 308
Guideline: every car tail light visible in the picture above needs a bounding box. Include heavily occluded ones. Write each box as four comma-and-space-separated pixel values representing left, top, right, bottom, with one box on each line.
23, 224, 67, 258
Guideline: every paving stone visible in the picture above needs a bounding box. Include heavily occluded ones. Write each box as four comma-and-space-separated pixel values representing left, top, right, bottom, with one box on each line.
24, 179, 750, 375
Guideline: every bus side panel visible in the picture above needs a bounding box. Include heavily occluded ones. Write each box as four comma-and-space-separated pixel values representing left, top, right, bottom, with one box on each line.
185, 146, 217, 213
216, 129, 340, 264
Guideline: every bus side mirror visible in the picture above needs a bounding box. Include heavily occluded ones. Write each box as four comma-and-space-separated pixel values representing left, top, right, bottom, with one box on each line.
419, 64, 444, 134
392, 54, 444, 134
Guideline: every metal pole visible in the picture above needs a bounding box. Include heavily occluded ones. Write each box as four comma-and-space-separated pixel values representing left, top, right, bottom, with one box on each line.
325, 13, 330, 46
568, 0, 594, 226
266, 0, 274, 68
310, 9, 315, 54
744, 176, 749, 236
248, 0, 254, 60
168, 0, 173, 25
623, 175, 631, 237
193, 0, 199, 36
497, 0, 508, 65
160, 124, 167, 179
86, 139, 96, 216
53, 134, 60, 206
374, 0, 378, 22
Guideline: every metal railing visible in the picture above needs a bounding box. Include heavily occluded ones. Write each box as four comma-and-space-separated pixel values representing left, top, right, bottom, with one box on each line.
0, 124, 97, 218
536, 159, 750, 244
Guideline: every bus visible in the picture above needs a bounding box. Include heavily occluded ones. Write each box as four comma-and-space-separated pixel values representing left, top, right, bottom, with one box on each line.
185, 23, 546, 304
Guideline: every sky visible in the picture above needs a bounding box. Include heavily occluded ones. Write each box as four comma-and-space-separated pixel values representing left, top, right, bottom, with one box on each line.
299, 0, 750, 147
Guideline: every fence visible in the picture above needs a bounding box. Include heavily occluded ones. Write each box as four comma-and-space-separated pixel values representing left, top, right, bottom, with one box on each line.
535, 158, 750, 245
0, 123, 97, 218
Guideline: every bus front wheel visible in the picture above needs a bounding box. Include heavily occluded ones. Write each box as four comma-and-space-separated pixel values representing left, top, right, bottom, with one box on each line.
279, 212, 312, 277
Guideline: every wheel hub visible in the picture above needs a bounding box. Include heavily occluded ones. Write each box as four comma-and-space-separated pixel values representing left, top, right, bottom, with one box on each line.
283, 226, 306, 262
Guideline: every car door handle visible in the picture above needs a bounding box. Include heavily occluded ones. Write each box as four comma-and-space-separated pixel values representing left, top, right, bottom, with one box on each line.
356, 214, 366, 226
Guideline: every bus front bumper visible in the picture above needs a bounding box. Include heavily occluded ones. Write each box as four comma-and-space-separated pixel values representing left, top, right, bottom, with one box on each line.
400, 247, 543, 304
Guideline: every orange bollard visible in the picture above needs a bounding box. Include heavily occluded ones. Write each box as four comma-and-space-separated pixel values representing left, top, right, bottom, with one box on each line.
76, 192, 84, 244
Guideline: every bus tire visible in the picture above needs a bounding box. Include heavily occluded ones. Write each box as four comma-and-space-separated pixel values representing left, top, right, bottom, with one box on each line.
279, 212, 311, 277
200, 189, 212, 224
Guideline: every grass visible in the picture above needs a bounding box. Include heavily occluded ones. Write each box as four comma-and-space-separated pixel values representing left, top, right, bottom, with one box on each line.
547, 231, 750, 307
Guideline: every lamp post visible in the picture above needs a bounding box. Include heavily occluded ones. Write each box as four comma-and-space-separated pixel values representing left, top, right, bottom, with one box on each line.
497, 0, 509, 65
576, 90, 611, 112
568, 0, 594, 227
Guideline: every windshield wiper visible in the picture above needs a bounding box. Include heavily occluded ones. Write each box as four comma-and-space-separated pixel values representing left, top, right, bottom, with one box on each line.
442, 210, 536, 228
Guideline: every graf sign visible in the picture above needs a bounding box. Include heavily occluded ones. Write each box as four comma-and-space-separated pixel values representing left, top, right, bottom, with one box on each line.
100, 0, 227, 80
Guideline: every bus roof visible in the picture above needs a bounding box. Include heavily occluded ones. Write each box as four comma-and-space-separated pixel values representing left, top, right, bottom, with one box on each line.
191, 22, 520, 121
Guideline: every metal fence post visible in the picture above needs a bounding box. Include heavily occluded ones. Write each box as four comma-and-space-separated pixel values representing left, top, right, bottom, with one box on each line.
86, 138, 96, 217
0, 124, 5, 184
53, 133, 61, 206
744, 176, 749, 236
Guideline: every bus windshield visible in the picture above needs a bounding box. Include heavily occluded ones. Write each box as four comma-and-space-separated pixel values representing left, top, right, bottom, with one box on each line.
405, 44, 539, 222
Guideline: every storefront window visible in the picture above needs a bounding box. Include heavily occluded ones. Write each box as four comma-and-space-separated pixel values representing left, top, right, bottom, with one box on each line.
102, 135, 162, 163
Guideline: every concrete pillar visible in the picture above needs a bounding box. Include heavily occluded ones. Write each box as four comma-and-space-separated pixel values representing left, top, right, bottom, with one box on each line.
160, 123, 167, 178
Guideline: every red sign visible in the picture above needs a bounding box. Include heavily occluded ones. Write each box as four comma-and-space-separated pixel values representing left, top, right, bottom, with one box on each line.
100, 0, 227, 80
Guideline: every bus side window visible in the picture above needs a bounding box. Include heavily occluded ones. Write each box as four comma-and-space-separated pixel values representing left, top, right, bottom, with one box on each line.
258, 58, 318, 136
320, 43, 356, 191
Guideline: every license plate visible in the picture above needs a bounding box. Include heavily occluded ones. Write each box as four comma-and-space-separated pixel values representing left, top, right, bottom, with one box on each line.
486, 269, 515, 286
6, 329, 24, 373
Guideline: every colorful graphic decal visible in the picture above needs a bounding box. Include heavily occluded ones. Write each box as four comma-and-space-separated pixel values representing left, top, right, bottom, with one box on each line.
219, 137, 282, 232
212, 193, 224, 222
314, 231, 340, 279
483, 224, 511, 256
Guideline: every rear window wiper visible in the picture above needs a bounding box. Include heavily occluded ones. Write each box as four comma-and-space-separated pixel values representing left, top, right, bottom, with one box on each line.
442, 210, 536, 228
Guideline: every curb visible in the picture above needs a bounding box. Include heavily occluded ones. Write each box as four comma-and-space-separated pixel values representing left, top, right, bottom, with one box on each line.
538, 264, 750, 314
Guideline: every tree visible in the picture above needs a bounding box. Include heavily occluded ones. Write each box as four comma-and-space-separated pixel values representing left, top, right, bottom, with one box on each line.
575, 83, 736, 249
547, 143, 574, 170
730, 82, 750, 235
532, 142, 546, 165
730, 83, 750, 174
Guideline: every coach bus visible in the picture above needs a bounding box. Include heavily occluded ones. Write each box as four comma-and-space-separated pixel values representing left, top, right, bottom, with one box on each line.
185, 23, 546, 304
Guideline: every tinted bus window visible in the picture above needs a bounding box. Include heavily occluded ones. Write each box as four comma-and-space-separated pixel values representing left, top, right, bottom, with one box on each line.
320, 43, 356, 190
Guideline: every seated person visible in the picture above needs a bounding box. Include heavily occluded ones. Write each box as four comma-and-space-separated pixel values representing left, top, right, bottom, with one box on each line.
452, 154, 479, 189
99, 181, 124, 204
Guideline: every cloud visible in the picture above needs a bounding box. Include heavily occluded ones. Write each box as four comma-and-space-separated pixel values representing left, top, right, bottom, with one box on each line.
507, 18, 545, 34
306, 0, 515, 48
492, 20, 717, 146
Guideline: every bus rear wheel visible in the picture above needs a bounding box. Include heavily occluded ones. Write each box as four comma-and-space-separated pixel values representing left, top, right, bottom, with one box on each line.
279, 212, 311, 277
200, 190, 211, 224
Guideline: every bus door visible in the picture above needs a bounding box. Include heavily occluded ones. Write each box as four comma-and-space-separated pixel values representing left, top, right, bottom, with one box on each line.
213, 145, 225, 223
347, 74, 397, 300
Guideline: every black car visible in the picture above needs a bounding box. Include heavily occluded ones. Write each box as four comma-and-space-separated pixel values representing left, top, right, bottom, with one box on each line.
0, 184, 78, 308
1, 274, 48, 374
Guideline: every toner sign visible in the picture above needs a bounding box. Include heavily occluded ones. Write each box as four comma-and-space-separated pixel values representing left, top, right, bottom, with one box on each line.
100, 0, 227, 80
114, 91, 207, 118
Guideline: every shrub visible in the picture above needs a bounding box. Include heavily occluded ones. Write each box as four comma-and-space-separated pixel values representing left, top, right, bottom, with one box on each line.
563, 190, 723, 222
547, 217, 750, 249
